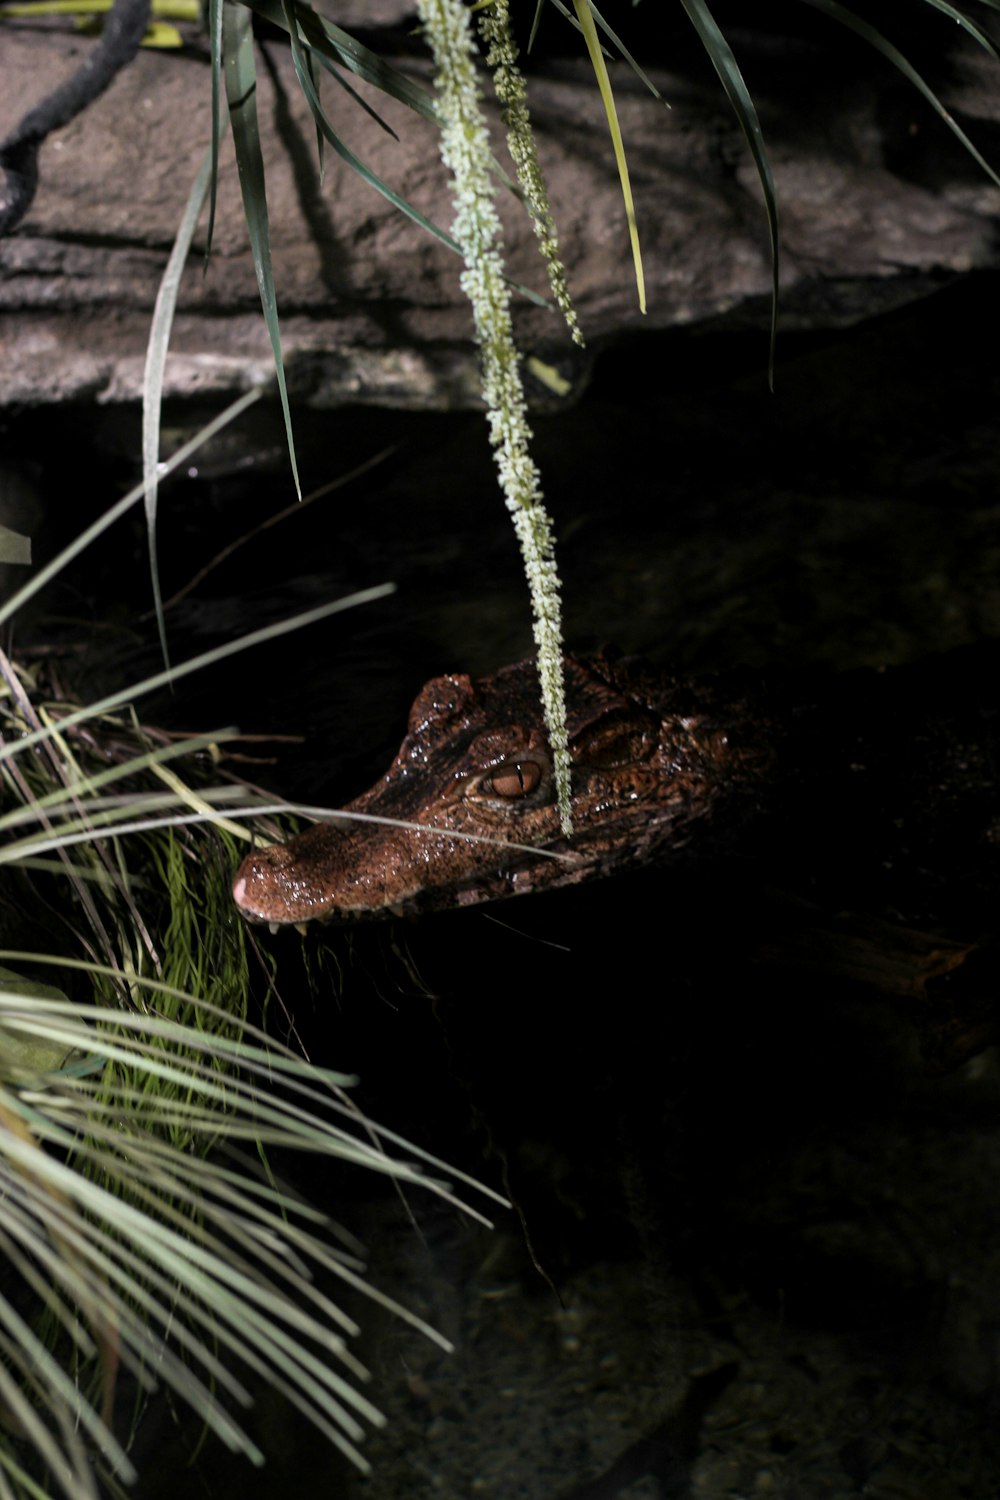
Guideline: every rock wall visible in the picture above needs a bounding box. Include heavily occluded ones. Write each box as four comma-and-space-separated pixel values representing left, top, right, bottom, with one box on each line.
2, 9, 999, 407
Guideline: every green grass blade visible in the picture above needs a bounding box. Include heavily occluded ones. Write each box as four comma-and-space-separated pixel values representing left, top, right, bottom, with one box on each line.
306, 42, 326, 178
235, 0, 549, 309
0, 388, 261, 633
248, 0, 439, 121
0, 1129, 369, 1464
797, 0, 1000, 188
677, 0, 779, 385
0, 963, 508, 1206
541, 0, 610, 55
528, 0, 545, 50
0, 1282, 128, 1490
545, 0, 666, 103
0, 527, 29, 565
143, 144, 216, 674
206, 0, 224, 256
0, 585, 394, 768
571, 0, 645, 313
222, 0, 301, 498
279, 0, 470, 263
585, 0, 669, 102
909, 0, 999, 55
0, 731, 237, 830
315, 51, 401, 142
0, 794, 575, 874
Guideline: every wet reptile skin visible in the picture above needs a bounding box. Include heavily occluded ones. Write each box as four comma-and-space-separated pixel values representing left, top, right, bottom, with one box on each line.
232, 651, 779, 924
232, 647, 1000, 929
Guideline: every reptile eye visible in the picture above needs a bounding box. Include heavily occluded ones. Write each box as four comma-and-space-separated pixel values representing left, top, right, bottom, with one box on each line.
483, 760, 542, 798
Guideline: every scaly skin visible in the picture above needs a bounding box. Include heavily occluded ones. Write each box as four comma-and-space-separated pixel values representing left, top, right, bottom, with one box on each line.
232, 652, 778, 924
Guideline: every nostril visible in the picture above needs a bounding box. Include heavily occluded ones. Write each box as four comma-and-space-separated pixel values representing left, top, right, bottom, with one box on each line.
262, 843, 295, 871
233, 844, 292, 907
244, 844, 292, 877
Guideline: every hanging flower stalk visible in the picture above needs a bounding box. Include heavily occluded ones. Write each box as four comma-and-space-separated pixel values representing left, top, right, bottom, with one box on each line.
416, 0, 574, 834
476, 0, 584, 349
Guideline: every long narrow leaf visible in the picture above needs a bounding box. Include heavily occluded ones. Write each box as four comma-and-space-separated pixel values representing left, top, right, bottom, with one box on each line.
586, 0, 670, 103
314, 52, 400, 143
222, 1, 301, 497
677, 0, 779, 385
545, 0, 667, 104
0, 732, 238, 831
0, 584, 395, 768
143, 142, 218, 673
902, 0, 999, 55
0, 389, 262, 633
572, 0, 645, 313
206, 0, 224, 255
0, 963, 508, 1205
227, 0, 550, 308
279, 0, 483, 264
797, 0, 1000, 189
248, 0, 440, 120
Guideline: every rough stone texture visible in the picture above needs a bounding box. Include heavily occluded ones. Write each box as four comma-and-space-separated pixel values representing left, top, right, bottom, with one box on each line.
2, 17, 1000, 407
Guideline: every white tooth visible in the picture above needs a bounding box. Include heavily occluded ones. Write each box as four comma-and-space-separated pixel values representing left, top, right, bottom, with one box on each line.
268, 922, 280, 935
294, 923, 309, 936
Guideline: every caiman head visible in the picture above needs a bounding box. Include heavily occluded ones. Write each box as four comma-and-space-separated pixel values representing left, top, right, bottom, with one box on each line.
232, 652, 775, 926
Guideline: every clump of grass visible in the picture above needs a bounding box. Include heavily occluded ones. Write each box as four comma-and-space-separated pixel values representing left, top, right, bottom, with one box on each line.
0, 397, 502, 1500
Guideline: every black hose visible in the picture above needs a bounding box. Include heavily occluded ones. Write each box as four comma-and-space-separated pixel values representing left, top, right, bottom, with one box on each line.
0, 0, 152, 236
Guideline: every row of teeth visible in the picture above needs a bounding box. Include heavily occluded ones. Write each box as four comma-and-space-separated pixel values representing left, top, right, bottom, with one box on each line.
265, 902, 409, 935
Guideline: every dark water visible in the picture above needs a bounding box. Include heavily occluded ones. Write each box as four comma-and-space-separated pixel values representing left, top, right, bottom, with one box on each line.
7, 274, 1000, 1497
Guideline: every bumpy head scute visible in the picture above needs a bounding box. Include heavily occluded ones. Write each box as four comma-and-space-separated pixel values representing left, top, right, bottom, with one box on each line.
232, 654, 769, 925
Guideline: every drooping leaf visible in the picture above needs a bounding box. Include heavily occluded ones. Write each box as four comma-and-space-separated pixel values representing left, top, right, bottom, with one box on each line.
229, 0, 550, 308
585, 0, 670, 103
310, 49, 401, 143
0, 584, 396, 769
205, 0, 224, 258
279, 0, 465, 261
0, 390, 264, 634
248, 0, 440, 121
797, 0, 1000, 190
572, 0, 646, 313
143, 140, 218, 672
544, 0, 667, 103
904, 0, 999, 56
0, 526, 29, 565
677, 0, 779, 385
221, 0, 301, 497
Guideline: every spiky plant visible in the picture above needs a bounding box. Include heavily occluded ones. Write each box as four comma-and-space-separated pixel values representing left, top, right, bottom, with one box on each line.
0, 395, 502, 1499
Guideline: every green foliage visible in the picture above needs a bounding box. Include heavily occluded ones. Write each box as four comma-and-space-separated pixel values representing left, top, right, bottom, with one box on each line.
145, 0, 583, 826
0, 403, 497, 1499
676, 0, 778, 377
5, 8, 1000, 1486
222, 0, 300, 501
572, 0, 646, 314
145, 0, 1000, 825
797, 0, 1000, 194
